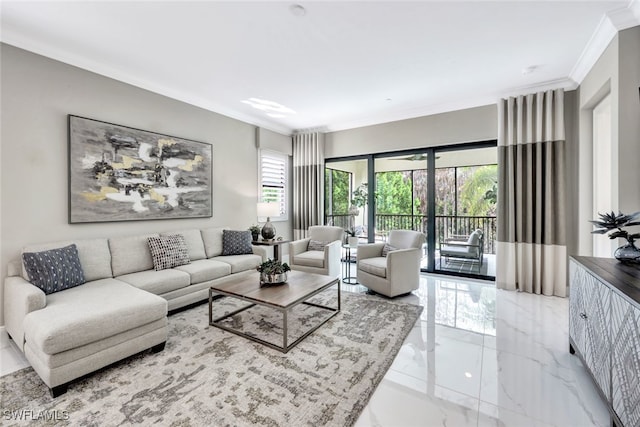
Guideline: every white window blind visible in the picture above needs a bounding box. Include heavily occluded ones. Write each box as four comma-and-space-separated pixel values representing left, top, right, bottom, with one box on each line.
260, 150, 288, 220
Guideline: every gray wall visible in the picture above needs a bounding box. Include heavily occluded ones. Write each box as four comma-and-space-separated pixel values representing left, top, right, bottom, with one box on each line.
618, 27, 640, 216
0, 44, 290, 325
577, 26, 640, 255
325, 105, 498, 158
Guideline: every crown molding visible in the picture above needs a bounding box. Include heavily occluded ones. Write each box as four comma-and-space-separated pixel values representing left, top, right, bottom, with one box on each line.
570, 1, 640, 85
569, 15, 618, 85
629, 0, 640, 24
498, 77, 578, 99
610, 0, 640, 29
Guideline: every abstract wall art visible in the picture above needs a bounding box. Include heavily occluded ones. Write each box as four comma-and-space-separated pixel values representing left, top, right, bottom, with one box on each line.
68, 115, 212, 223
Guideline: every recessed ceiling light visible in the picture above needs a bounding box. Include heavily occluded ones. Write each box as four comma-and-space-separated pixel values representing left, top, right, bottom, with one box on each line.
289, 4, 306, 17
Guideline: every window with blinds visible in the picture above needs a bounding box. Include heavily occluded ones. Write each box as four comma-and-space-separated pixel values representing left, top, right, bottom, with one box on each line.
259, 150, 288, 220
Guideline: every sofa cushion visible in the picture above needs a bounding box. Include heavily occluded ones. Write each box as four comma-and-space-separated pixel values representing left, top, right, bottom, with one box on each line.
21, 238, 112, 282
174, 259, 231, 283
109, 233, 159, 276
161, 229, 206, 261
221, 230, 253, 256
148, 235, 191, 271
359, 257, 387, 278
382, 243, 397, 257
308, 240, 328, 251
214, 254, 262, 273
22, 244, 85, 295
22, 278, 167, 355
201, 227, 227, 258
116, 269, 191, 295
292, 251, 325, 269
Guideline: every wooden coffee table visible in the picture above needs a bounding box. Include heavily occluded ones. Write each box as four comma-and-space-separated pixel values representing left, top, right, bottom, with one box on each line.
208, 270, 340, 353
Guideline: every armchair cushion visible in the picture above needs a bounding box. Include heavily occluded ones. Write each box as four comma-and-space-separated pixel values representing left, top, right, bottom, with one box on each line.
381, 243, 397, 257
308, 240, 328, 251
308, 225, 344, 243
359, 257, 387, 278
292, 251, 325, 268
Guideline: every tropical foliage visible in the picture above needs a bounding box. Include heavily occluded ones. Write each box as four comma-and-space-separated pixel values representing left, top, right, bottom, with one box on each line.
590, 211, 640, 244
325, 164, 498, 233
325, 169, 350, 214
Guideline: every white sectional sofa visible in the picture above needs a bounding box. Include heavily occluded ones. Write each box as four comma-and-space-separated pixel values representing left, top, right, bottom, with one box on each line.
4, 227, 266, 397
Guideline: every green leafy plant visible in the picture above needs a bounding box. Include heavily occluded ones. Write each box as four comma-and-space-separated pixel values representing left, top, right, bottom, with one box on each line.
256, 259, 291, 275
351, 183, 368, 208
590, 211, 640, 244
248, 225, 261, 234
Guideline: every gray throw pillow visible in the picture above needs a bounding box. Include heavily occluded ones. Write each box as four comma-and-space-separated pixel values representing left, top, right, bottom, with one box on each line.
382, 243, 397, 257
221, 230, 253, 255
22, 244, 86, 295
308, 240, 328, 251
148, 235, 191, 271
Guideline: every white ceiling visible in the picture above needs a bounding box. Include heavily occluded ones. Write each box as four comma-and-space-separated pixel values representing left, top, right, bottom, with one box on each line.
1, 1, 639, 135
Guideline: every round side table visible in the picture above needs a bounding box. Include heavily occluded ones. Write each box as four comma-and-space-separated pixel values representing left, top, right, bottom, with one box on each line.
342, 244, 359, 285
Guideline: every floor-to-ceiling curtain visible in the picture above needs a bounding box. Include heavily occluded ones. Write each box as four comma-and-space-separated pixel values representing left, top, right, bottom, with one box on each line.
496, 89, 567, 297
293, 132, 325, 240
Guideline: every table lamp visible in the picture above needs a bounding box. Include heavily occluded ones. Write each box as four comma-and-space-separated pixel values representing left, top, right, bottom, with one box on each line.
257, 202, 280, 240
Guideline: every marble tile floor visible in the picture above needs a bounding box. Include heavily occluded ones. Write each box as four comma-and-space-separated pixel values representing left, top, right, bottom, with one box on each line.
349, 275, 611, 427
1, 274, 610, 427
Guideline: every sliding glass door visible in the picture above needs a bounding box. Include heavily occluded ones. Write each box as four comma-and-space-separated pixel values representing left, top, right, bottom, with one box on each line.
434, 146, 497, 279
325, 141, 496, 280
324, 157, 369, 240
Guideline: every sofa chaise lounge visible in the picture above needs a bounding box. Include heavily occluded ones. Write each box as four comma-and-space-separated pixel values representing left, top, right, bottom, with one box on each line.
4, 227, 267, 397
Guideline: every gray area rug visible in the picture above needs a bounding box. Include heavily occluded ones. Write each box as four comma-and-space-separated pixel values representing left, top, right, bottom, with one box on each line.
1, 290, 422, 426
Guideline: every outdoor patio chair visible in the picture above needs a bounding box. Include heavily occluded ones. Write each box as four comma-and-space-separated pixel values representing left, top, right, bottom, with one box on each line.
356, 229, 425, 297
288, 225, 344, 278
439, 229, 484, 269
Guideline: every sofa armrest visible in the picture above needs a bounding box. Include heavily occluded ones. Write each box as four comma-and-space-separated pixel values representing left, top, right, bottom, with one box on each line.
7, 260, 23, 278
251, 245, 268, 262
357, 243, 385, 260
289, 238, 311, 257
4, 276, 46, 352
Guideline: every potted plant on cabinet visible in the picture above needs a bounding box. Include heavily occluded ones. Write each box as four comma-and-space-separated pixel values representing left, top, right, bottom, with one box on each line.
590, 210, 640, 264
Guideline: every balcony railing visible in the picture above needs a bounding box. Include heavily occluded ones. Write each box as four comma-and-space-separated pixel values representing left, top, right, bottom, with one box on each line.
325, 213, 497, 254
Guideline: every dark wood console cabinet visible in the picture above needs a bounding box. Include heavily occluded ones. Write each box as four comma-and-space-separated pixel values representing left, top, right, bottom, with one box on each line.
569, 256, 640, 427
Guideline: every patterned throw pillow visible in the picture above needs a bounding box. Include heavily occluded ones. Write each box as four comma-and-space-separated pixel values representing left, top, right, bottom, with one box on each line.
382, 243, 397, 257
221, 230, 253, 256
308, 240, 328, 251
22, 244, 86, 295
148, 235, 191, 271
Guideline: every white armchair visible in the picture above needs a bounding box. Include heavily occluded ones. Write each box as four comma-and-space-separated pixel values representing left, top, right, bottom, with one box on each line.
288, 226, 344, 278
357, 230, 425, 297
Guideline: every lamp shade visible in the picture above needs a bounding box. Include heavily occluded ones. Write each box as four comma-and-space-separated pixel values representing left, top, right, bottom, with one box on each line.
257, 202, 280, 219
